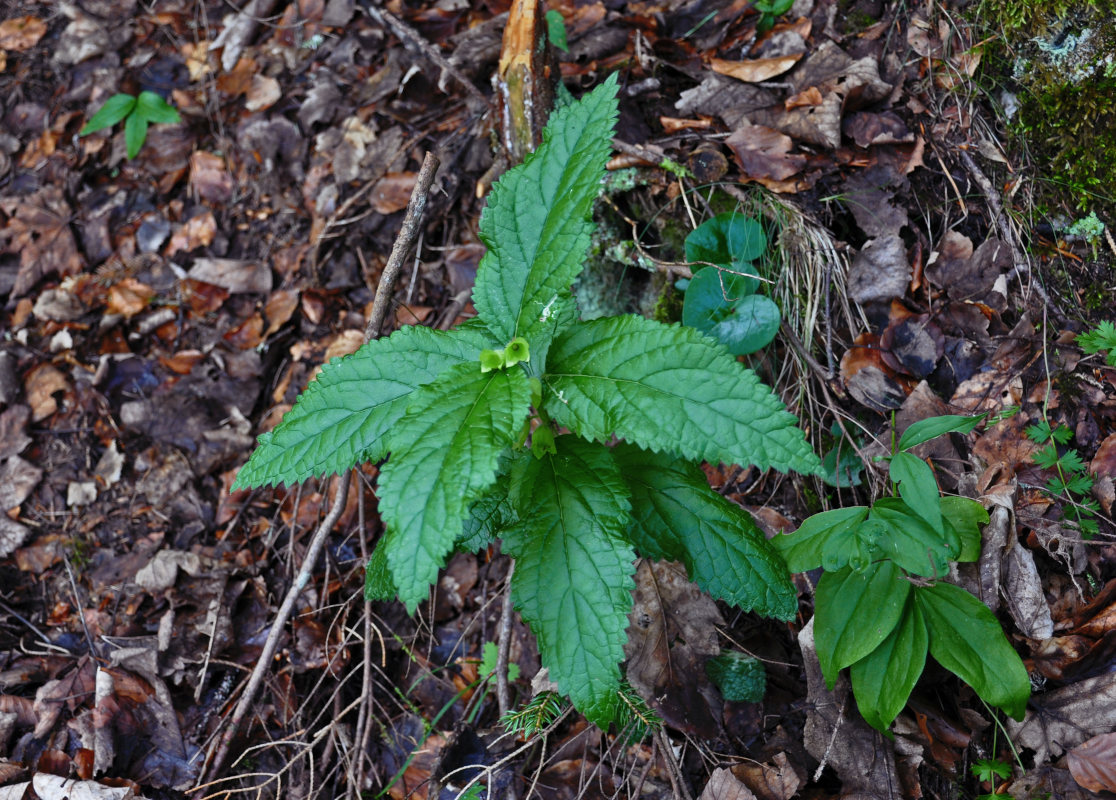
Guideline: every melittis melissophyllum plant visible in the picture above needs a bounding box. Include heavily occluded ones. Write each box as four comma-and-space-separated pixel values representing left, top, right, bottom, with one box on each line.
233, 74, 821, 727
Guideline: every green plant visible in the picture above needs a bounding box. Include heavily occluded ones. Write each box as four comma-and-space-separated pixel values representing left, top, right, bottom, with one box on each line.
680, 212, 781, 355
1025, 419, 1099, 538
233, 75, 819, 728
705, 650, 765, 703
772, 414, 1031, 731
79, 91, 181, 159
754, 0, 794, 34
1078, 320, 1116, 367
972, 756, 1012, 783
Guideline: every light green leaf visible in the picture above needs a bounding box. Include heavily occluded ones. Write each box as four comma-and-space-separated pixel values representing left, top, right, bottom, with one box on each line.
706, 651, 766, 703
770, 506, 870, 573
849, 597, 928, 731
870, 498, 960, 577
134, 90, 181, 125
889, 451, 943, 533
897, 413, 986, 452
814, 561, 910, 688
916, 582, 1030, 720
233, 325, 495, 489
503, 436, 635, 727
472, 75, 619, 352
80, 94, 136, 135
364, 542, 396, 602
380, 363, 532, 611
613, 444, 796, 619
543, 315, 820, 475
124, 111, 148, 159
940, 496, 988, 562
545, 9, 569, 52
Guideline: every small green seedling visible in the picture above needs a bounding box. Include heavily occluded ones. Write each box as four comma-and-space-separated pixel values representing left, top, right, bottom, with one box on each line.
754, 0, 795, 35
1026, 420, 1099, 538
773, 413, 1031, 731
972, 757, 1012, 783
705, 651, 765, 703
235, 75, 819, 729
680, 212, 781, 355
1078, 320, 1116, 367
80, 91, 181, 159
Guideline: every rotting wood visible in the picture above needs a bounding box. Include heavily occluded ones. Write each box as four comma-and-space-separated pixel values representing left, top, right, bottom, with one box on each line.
496, 0, 557, 167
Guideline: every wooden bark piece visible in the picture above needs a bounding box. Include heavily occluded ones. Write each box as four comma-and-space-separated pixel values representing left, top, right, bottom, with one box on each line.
497, 0, 556, 166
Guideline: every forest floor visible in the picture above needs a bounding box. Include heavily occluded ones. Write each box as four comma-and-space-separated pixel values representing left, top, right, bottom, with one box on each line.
1, 0, 1116, 798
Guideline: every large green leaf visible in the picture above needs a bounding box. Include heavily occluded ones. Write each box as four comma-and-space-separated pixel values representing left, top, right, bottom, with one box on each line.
684, 212, 766, 272
682, 268, 781, 356
503, 436, 635, 727
472, 75, 619, 354
613, 444, 796, 619
849, 597, 928, 731
379, 363, 532, 610
916, 582, 1030, 720
80, 93, 136, 135
940, 496, 989, 562
870, 498, 960, 577
543, 315, 820, 475
814, 561, 910, 688
770, 506, 871, 573
897, 413, 986, 452
889, 452, 943, 533
233, 325, 495, 489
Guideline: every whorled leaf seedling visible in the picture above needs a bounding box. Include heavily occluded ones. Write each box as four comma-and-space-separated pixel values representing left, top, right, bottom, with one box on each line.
234, 75, 820, 727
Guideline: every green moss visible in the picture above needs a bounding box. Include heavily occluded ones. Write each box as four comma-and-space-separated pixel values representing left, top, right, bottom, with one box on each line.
976, 0, 1116, 36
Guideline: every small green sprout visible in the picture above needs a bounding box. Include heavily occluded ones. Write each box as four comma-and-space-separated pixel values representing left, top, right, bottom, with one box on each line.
80, 91, 181, 159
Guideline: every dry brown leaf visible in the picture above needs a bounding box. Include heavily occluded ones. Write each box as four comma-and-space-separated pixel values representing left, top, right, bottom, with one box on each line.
0, 15, 47, 50
841, 332, 910, 412
731, 753, 802, 800
624, 560, 723, 737
24, 363, 70, 422
0, 188, 85, 297
165, 212, 217, 257
1067, 732, 1116, 791
711, 54, 802, 83
188, 258, 271, 294
264, 288, 300, 335
1007, 671, 1116, 764
223, 314, 264, 350
106, 278, 155, 318
371, 172, 419, 214
245, 74, 281, 111
0, 405, 31, 460
188, 152, 234, 205
749, 92, 843, 148
725, 120, 807, 181
700, 768, 759, 800
847, 234, 911, 303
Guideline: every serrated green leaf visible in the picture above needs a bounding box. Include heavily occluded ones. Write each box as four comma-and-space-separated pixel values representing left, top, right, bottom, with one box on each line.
614, 444, 796, 619
459, 486, 517, 553
889, 451, 943, 533
124, 111, 148, 159
814, 561, 910, 689
849, 597, 928, 730
379, 363, 532, 611
503, 436, 635, 727
80, 94, 136, 135
706, 651, 766, 703
134, 90, 181, 124
543, 315, 820, 475
364, 543, 396, 602
915, 582, 1030, 720
770, 506, 870, 572
472, 75, 619, 354
234, 325, 495, 489
870, 498, 960, 577
684, 213, 766, 271
940, 496, 988, 562
897, 413, 985, 452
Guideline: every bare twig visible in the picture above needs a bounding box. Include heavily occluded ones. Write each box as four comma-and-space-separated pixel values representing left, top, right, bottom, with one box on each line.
199, 151, 441, 792
361, 2, 487, 105
495, 561, 516, 716
957, 148, 1066, 323
365, 152, 441, 340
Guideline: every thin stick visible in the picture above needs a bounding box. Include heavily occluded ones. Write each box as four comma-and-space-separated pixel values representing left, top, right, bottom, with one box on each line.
495, 561, 516, 716
365, 152, 441, 340
200, 152, 441, 791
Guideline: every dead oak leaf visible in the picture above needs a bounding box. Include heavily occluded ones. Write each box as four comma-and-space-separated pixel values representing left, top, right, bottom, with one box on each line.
0, 188, 85, 297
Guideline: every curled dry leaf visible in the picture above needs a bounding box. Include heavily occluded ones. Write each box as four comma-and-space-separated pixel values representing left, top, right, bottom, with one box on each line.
840, 332, 911, 412
24, 363, 71, 422
711, 55, 802, 84
1067, 732, 1116, 792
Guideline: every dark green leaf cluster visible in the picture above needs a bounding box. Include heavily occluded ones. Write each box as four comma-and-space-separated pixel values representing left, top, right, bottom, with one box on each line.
679, 213, 781, 355
1026, 420, 1099, 538
773, 413, 1031, 731
1078, 320, 1116, 367
79, 91, 181, 159
234, 75, 819, 728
